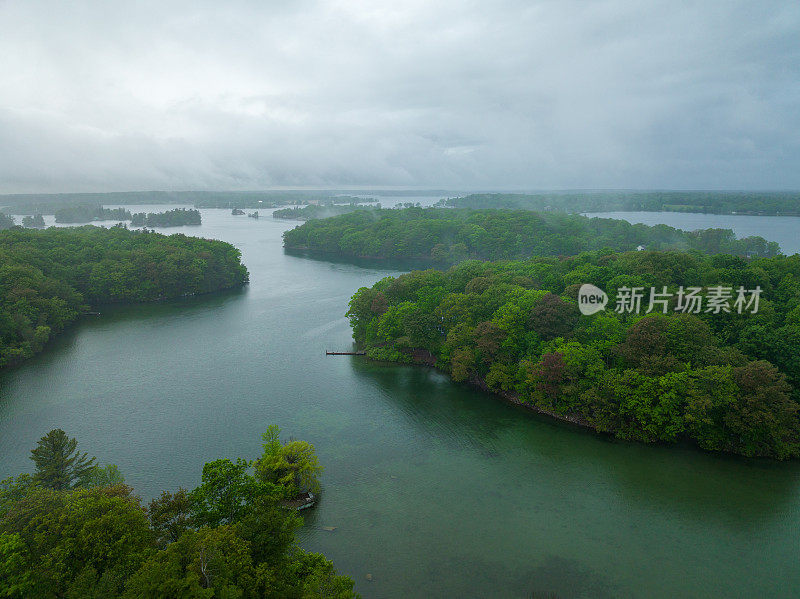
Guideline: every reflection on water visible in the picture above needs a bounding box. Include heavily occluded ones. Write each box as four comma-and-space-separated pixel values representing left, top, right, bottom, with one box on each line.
352, 359, 800, 526
339, 359, 800, 597
283, 246, 439, 272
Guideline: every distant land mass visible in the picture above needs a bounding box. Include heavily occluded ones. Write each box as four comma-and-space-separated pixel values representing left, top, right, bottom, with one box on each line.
0, 190, 452, 213
4, 189, 798, 216
442, 191, 800, 216
283, 208, 781, 263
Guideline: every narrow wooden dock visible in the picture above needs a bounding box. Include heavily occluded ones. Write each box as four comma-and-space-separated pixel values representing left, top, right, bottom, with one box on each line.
326, 350, 366, 356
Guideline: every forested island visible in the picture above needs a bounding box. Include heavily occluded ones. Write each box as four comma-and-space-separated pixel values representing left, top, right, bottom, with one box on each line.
53, 205, 202, 227
347, 250, 800, 459
284, 208, 780, 263
0, 226, 248, 367
130, 207, 202, 227
0, 428, 358, 597
442, 191, 800, 215
273, 204, 377, 221
54, 205, 133, 223
21, 214, 45, 228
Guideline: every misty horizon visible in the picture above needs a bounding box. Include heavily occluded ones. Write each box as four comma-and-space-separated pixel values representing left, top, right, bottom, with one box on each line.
3, 187, 800, 199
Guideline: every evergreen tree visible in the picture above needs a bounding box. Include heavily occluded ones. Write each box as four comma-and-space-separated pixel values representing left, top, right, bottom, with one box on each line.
30, 429, 96, 490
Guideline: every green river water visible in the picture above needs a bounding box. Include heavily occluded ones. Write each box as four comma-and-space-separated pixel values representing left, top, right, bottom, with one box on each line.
1, 208, 799, 598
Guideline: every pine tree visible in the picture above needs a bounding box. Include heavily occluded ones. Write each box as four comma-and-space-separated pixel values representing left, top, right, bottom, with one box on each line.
30, 429, 96, 490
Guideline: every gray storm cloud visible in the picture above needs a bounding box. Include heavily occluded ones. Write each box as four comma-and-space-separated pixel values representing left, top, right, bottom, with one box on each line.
1, 0, 798, 193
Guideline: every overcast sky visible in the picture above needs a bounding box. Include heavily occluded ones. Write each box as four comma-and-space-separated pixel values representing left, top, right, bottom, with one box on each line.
1, 0, 798, 193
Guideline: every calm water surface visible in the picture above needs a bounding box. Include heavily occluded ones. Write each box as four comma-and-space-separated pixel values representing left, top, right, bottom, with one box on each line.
1, 209, 799, 598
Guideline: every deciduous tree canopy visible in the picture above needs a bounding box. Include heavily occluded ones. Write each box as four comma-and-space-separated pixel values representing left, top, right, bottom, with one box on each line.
347, 250, 800, 459
0, 428, 358, 598
0, 226, 248, 367
284, 208, 780, 263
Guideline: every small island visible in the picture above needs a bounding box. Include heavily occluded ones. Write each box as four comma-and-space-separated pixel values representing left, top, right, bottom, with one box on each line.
21, 214, 46, 228
54, 204, 133, 223
130, 207, 201, 227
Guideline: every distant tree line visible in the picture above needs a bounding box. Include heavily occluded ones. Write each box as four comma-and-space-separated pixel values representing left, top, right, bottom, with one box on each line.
0, 190, 440, 214
347, 250, 800, 459
0, 191, 284, 213
273, 204, 378, 221
442, 191, 800, 216
283, 208, 780, 263
0, 191, 385, 214
0, 226, 249, 367
54, 205, 133, 223
130, 208, 202, 227
0, 214, 14, 230
0, 428, 358, 597
49, 205, 202, 227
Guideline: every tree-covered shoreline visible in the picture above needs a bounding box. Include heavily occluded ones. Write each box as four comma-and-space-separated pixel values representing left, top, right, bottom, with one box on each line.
50, 205, 202, 227
130, 207, 202, 227
21, 214, 45, 228
0, 226, 248, 368
284, 208, 781, 263
54, 205, 133, 223
273, 204, 376, 221
347, 251, 800, 459
0, 428, 358, 598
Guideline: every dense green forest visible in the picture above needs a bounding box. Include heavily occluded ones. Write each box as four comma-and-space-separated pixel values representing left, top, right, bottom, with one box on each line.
273, 204, 377, 221
442, 191, 800, 215
284, 208, 780, 263
130, 208, 202, 227
54, 205, 133, 223
0, 226, 248, 367
0, 428, 358, 598
347, 250, 800, 458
